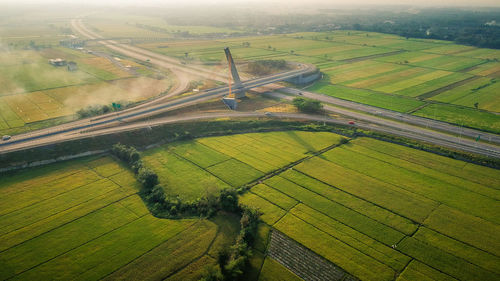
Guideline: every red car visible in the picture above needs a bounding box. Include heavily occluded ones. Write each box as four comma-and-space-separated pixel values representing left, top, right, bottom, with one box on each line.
348, 121, 355, 125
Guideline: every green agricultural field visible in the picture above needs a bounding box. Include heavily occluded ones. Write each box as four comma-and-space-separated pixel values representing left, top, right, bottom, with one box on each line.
430, 77, 500, 112
413, 103, 500, 133
142, 131, 347, 200
1, 131, 499, 281
234, 134, 499, 281
309, 82, 425, 112
0, 155, 237, 281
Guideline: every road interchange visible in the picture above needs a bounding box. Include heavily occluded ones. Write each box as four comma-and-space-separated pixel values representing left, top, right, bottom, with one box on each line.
0, 18, 499, 159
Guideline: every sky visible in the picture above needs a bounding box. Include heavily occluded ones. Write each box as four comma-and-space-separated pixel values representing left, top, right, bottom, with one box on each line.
0, 0, 499, 6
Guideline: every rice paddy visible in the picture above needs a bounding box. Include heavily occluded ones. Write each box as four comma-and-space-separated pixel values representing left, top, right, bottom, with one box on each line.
1, 131, 498, 281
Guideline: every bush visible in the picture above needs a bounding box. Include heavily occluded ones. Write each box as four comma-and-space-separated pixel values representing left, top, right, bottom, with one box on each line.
293, 97, 323, 113
138, 167, 159, 189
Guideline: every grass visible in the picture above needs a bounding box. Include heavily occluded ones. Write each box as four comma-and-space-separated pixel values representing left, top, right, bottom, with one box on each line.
397, 236, 496, 281
103, 220, 217, 281
290, 204, 411, 272
250, 184, 298, 211
341, 142, 500, 200
293, 156, 437, 224
280, 169, 417, 234
412, 103, 500, 133
239, 192, 286, 225
264, 175, 406, 245
396, 72, 472, 97
274, 213, 396, 281
258, 257, 302, 281
1, 131, 499, 281
142, 147, 232, 201
309, 83, 425, 112
168, 140, 231, 168
413, 227, 500, 274
0, 155, 231, 281
397, 260, 459, 281
351, 138, 500, 189
423, 205, 500, 257
207, 158, 264, 187
320, 146, 500, 224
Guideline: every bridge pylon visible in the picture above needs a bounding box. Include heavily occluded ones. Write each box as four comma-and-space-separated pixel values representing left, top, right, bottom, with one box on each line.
224, 47, 245, 99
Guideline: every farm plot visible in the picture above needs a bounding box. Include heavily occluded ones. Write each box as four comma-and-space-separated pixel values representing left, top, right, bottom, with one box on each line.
430, 77, 500, 112
410, 55, 485, 71
322, 60, 406, 84
142, 131, 346, 200
0, 51, 96, 95
396, 72, 472, 97
0, 156, 226, 281
413, 103, 500, 133
77, 57, 132, 80
142, 147, 232, 201
453, 48, 500, 60
468, 61, 500, 77
236, 135, 499, 281
423, 44, 476, 55
309, 83, 424, 112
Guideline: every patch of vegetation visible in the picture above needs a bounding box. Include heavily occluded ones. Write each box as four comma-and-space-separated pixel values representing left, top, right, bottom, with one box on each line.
246, 60, 290, 75
76, 102, 130, 118
292, 97, 323, 113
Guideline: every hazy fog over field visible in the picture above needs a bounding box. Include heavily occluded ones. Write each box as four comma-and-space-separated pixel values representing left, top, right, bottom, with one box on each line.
1, 0, 500, 7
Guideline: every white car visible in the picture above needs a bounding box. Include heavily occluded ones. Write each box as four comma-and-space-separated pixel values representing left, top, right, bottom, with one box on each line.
265, 112, 272, 116
2, 135, 11, 141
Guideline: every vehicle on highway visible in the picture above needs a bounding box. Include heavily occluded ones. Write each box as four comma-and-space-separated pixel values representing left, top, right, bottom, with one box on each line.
2, 135, 11, 141
265, 112, 272, 116
348, 121, 355, 125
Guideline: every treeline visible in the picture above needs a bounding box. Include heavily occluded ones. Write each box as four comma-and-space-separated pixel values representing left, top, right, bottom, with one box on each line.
110, 143, 261, 280
201, 208, 260, 281
354, 9, 500, 50
162, 6, 500, 50
246, 60, 289, 75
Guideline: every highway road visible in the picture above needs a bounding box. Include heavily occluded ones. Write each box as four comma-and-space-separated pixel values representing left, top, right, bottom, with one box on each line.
2, 110, 498, 159
0, 19, 317, 153
270, 92, 500, 158
280, 88, 500, 145
0, 18, 498, 160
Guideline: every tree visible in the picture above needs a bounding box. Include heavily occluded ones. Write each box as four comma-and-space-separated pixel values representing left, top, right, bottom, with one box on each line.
138, 168, 159, 189
474, 102, 479, 109
293, 97, 323, 113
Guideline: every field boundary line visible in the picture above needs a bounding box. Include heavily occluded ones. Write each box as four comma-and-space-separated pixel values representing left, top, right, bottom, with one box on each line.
284, 168, 420, 229
161, 222, 221, 280
287, 204, 409, 271
0, 183, 123, 240
352, 141, 497, 188
0, 193, 138, 254
7, 211, 146, 279
319, 148, 500, 225
416, 75, 480, 100
268, 226, 361, 281
341, 144, 500, 201
0, 171, 105, 218
89, 219, 199, 281
0, 150, 107, 173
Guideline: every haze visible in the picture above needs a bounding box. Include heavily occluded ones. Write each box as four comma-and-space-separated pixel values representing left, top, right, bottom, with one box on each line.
1, 0, 500, 7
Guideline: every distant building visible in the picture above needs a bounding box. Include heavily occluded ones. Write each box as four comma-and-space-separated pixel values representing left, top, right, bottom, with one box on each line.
59, 39, 84, 49
67, 61, 77, 71
49, 58, 67, 66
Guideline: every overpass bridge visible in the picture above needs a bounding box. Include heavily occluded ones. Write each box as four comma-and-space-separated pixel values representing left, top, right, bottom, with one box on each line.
0, 47, 318, 153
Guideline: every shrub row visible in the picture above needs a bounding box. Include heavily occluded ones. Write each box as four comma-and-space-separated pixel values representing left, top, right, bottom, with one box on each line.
201, 207, 261, 281
110, 143, 261, 280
